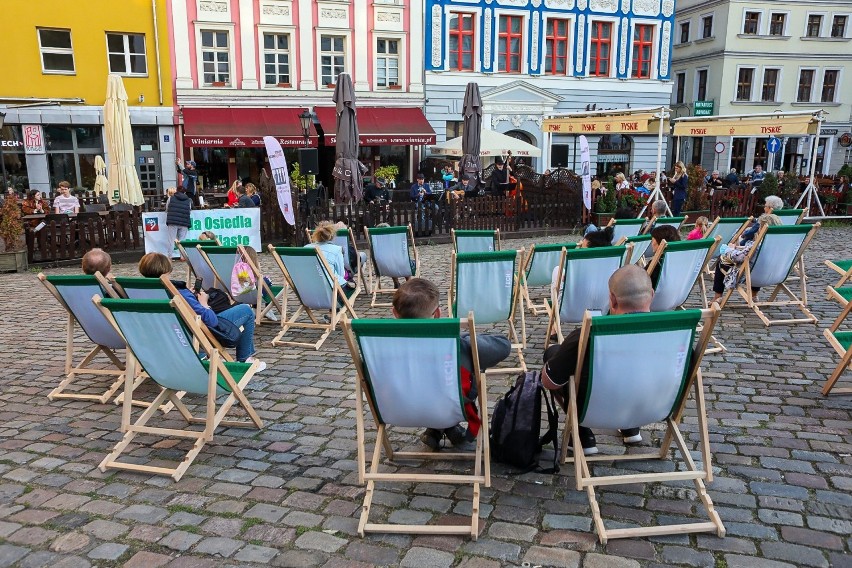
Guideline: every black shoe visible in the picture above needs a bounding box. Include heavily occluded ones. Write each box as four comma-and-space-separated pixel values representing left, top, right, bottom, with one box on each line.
420, 428, 441, 451
566, 427, 598, 456
620, 428, 642, 445
444, 425, 467, 446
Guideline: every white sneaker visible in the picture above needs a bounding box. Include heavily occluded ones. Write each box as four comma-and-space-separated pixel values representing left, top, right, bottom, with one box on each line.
246, 358, 267, 373
264, 309, 279, 322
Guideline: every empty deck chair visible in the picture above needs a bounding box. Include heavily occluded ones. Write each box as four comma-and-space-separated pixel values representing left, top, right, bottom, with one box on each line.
520, 243, 577, 315
607, 218, 645, 244
822, 296, 852, 395
775, 208, 806, 226
563, 307, 724, 544
452, 229, 501, 254
94, 297, 262, 481
364, 224, 419, 307
825, 258, 852, 290
267, 246, 358, 350
342, 315, 489, 539
175, 239, 220, 290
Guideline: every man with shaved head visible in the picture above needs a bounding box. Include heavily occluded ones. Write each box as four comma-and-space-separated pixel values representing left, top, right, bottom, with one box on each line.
541, 265, 654, 455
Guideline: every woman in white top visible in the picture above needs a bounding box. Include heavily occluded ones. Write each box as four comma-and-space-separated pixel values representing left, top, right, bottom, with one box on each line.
614, 172, 631, 193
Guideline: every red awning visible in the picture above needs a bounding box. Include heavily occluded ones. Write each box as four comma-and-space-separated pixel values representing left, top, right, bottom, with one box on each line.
182, 107, 318, 148
313, 106, 436, 146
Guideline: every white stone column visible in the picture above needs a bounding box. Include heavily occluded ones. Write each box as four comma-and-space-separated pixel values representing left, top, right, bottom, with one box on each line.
298, 0, 316, 90
408, 0, 424, 93
173, 0, 194, 89
240, 0, 259, 89
354, 0, 369, 90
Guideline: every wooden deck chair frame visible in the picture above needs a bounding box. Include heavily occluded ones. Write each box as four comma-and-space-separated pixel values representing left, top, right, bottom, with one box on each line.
826, 285, 852, 309
775, 208, 806, 226
520, 242, 577, 316
236, 244, 287, 325
94, 297, 262, 482
175, 239, 220, 290
38, 273, 129, 404
304, 226, 371, 300
606, 217, 645, 244
364, 224, 420, 307
822, 292, 852, 395
616, 234, 652, 267
267, 245, 358, 350
449, 249, 526, 375
451, 228, 501, 254
563, 307, 724, 544
718, 223, 821, 326
545, 244, 631, 348
341, 313, 489, 539
825, 259, 852, 291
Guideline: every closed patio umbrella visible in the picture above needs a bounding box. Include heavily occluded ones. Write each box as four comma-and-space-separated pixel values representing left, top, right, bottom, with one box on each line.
93, 155, 108, 197
331, 73, 363, 204
104, 75, 144, 206
461, 82, 483, 185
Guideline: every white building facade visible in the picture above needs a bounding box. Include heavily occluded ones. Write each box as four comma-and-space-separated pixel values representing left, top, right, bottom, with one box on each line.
423, 0, 677, 177
670, 0, 852, 176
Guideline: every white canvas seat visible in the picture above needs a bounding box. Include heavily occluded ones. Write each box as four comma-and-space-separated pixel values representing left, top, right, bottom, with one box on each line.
94, 297, 263, 481
267, 246, 358, 350
822, 296, 852, 395
616, 234, 651, 266
563, 307, 724, 544
175, 239, 219, 290
775, 208, 806, 226
647, 238, 721, 312
607, 218, 645, 244
236, 244, 286, 324
719, 223, 821, 326
651, 216, 686, 232
341, 314, 489, 539
38, 274, 130, 403
450, 250, 526, 375
452, 229, 501, 254
520, 242, 577, 315
364, 224, 419, 307
546, 245, 629, 346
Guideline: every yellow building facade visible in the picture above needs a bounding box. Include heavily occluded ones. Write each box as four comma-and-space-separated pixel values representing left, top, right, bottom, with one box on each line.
0, 0, 176, 193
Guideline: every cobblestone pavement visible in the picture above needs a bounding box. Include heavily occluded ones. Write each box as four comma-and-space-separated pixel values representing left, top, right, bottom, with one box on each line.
1, 225, 851, 568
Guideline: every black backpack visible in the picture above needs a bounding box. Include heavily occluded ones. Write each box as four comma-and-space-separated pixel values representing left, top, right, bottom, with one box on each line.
490, 371, 560, 474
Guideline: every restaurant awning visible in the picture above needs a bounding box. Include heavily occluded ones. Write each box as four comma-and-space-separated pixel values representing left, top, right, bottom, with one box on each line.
182, 107, 318, 148
313, 106, 436, 146
543, 112, 667, 134
672, 114, 820, 137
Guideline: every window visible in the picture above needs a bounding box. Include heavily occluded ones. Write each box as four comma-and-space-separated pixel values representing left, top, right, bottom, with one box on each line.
822, 70, 838, 102
263, 33, 290, 86
762, 68, 779, 101
769, 13, 786, 36
446, 121, 464, 139
736, 67, 754, 101
731, 138, 747, 174
448, 13, 474, 71
589, 21, 612, 76
675, 72, 686, 104
320, 35, 345, 86
498, 15, 523, 73
38, 28, 74, 73
0, 125, 30, 190
545, 18, 570, 75
691, 138, 704, 166
806, 15, 822, 37
797, 69, 814, 102
376, 38, 399, 87
832, 15, 847, 38
200, 30, 230, 85
679, 21, 690, 43
631, 24, 654, 79
696, 69, 708, 100
702, 15, 713, 38
45, 126, 103, 190
743, 12, 760, 35
106, 33, 146, 75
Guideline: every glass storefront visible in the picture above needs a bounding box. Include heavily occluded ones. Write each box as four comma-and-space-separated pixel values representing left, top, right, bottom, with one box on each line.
0, 124, 29, 190
45, 125, 103, 190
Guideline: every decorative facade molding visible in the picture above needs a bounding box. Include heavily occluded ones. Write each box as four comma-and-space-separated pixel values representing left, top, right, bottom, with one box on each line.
544, 0, 575, 7
619, 17, 628, 74
320, 7, 347, 19
431, 5, 442, 67
496, 0, 528, 5
662, 0, 674, 17
621, 0, 629, 14
578, 0, 587, 10
661, 21, 671, 76
590, 0, 617, 12
531, 0, 542, 7
492, 114, 544, 128
531, 14, 540, 72
376, 11, 401, 22
484, 8, 493, 70
262, 4, 290, 16
199, 1, 228, 12
576, 14, 585, 73
633, 0, 661, 17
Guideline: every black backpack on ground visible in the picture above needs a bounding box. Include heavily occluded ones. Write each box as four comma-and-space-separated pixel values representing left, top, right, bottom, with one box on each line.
489, 371, 560, 474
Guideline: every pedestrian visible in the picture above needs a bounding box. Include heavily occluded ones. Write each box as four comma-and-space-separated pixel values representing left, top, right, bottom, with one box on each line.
175, 159, 199, 203
165, 185, 192, 258
670, 161, 688, 216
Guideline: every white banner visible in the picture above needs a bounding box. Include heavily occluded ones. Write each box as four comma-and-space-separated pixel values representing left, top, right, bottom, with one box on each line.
264, 135, 295, 226
143, 209, 261, 256
580, 135, 592, 212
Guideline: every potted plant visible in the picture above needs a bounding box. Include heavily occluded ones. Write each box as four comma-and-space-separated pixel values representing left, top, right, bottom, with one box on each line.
683, 164, 710, 223
593, 181, 617, 226
0, 192, 27, 272
373, 164, 399, 187
619, 188, 648, 215
755, 172, 779, 214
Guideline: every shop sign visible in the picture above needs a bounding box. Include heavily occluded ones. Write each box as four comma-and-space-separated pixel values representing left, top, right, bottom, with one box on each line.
543, 114, 660, 134
23, 125, 45, 154
673, 116, 818, 137
361, 134, 436, 145
840, 133, 852, 148
822, 129, 838, 135
186, 136, 313, 148
143, 209, 261, 255
0, 139, 23, 149
693, 101, 714, 117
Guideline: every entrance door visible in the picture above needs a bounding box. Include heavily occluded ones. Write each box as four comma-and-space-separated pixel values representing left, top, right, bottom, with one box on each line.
135, 152, 160, 192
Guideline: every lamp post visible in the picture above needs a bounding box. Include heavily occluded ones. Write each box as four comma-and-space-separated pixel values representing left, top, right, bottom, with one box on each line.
298, 109, 312, 146
0, 112, 7, 192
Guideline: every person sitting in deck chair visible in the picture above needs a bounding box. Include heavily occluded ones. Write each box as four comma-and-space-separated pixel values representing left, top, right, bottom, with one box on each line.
711, 213, 782, 304
82, 248, 113, 278
541, 265, 657, 455
648, 225, 681, 287
306, 221, 357, 290
392, 278, 511, 451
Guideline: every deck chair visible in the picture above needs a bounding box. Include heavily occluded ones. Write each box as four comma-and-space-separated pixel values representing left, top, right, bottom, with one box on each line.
267, 246, 358, 349
825, 258, 852, 290
520, 243, 577, 315
452, 229, 501, 254
236, 244, 286, 324
94, 297, 262, 481
546, 245, 629, 347
822, 295, 852, 395
699, 217, 753, 307
38, 274, 128, 403
364, 224, 419, 307
647, 238, 721, 312
449, 250, 526, 375
606, 218, 645, 244
175, 239, 220, 290
650, 216, 686, 232
616, 234, 652, 266
827, 285, 852, 308
341, 315, 489, 539
562, 307, 723, 544
719, 223, 821, 326
775, 208, 806, 226
305, 226, 371, 300
198, 245, 279, 324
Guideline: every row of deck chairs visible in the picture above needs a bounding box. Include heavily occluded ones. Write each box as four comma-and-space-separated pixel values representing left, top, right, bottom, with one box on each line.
823, 257, 852, 395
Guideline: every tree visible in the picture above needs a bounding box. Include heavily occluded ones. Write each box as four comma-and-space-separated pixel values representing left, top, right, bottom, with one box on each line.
0, 195, 24, 252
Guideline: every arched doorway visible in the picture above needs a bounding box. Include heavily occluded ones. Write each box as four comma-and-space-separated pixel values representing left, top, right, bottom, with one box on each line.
597, 134, 631, 178
504, 130, 537, 169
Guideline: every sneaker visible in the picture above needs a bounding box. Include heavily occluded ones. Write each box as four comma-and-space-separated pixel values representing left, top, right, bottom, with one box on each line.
264, 309, 279, 322
420, 428, 441, 451
443, 425, 467, 446
346, 280, 357, 290
245, 358, 267, 373
566, 427, 598, 456
620, 428, 642, 445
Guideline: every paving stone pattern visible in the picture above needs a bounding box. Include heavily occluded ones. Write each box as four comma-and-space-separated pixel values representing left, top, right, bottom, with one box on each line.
0, 226, 850, 567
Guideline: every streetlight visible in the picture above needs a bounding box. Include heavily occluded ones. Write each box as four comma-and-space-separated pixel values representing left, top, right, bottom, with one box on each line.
0, 112, 7, 192
298, 109, 312, 145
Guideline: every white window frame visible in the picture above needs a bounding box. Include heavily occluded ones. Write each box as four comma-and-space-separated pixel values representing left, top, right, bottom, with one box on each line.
628, 19, 660, 80
767, 11, 790, 36
734, 65, 756, 102
819, 68, 842, 103
443, 7, 482, 73
804, 13, 826, 38
37, 27, 75, 75
258, 27, 295, 88
760, 67, 782, 102
677, 19, 691, 44
796, 67, 817, 103
741, 9, 763, 35
540, 13, 575, 76
693, 67, 709, 101
374, 35, 405, 88
699, 13, 714, 39
316, 31, 349, 86
674, 71, 687, 104
195, 25, 235, 87
586, 16, 620, 78
494, 10, 526, 74
105, 32, 148, 77
830, 13, 850, 38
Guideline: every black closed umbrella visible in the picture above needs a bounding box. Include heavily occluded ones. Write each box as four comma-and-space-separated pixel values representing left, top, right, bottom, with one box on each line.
331, 73, 364, 203
461, 82, 483, 188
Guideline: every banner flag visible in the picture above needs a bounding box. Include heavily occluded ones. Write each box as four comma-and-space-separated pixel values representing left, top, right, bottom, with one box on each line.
264, 135, 295, 226
580, 135, 592, 212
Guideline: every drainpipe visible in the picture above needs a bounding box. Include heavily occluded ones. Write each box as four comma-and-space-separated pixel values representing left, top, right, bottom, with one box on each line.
152, 0, 164, 106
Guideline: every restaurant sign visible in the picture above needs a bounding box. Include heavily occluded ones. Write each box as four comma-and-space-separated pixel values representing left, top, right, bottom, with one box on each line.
543, 113, 665, 134
325, 134, 437, 146
186, 136, 313, 148
672, 117, 818, 137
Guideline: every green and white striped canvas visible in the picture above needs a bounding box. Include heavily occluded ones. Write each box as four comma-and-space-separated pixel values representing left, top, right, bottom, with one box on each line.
706, 218, 749, 258
369, 226, 414, 278
611, 218, 645, 244
272, 247, 336, 310
525, 243, 576, 287
455, 230, 497, 254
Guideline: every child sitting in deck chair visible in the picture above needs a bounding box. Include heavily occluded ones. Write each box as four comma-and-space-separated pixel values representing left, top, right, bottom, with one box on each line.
392, 278, 511, 450
306, 221, 357, 290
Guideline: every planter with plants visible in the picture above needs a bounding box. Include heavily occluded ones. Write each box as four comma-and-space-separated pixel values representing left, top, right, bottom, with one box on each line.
619, 189, 647, 215
683, 164, 711, 223
0, 193, 27, 272
593, 185, 617, 226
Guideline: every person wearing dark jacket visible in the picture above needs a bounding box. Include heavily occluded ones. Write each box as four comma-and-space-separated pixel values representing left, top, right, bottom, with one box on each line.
165, 186, 192, 258
236, 185, 256, 208
175, 159, 199, 201
486, 157, 511, 195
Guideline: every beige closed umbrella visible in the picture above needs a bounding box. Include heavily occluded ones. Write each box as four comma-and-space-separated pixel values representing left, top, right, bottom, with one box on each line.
93, 155, 108, 198
104, 75, 144, 206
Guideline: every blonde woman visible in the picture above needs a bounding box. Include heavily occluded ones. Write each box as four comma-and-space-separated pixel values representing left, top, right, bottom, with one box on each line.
671, 161, 688, 215
614, 172, 631, 193
304, 221, 354, 289
226, 180, 241, 208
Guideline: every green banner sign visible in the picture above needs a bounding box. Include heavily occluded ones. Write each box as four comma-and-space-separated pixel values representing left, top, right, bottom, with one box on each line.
694, 101, 714, 117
